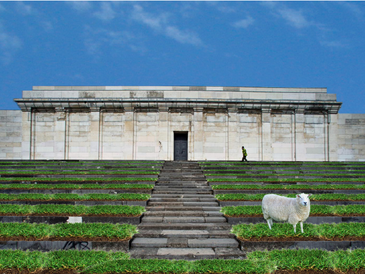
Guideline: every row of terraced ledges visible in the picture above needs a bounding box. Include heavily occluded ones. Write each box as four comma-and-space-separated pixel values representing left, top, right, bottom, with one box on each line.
200, 161, 365, 252
0, 160, 163, 251
129, 161, 245, 260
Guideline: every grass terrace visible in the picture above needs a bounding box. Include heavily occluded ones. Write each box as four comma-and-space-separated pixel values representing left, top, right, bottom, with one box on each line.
0, 177, 156, 183
232, 222, 365, 241
221, 204, 365, 217
0, 193, 150, 201
0, 222, 138, 241
0, 204, 146, 217
216, 193, 365, 201
0, 249, 364, 273
0, 183, 154, 190
212, 184, 365, 190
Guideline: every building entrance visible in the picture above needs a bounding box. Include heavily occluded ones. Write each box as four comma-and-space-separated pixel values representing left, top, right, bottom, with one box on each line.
174, 132, 188, 161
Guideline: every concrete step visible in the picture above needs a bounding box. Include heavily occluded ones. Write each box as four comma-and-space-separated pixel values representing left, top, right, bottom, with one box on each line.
146, 206, 221, 211
141, 216, 227, 223
152, 191, 213, 195
147, 201, 219, 206
151, 194, 215, 198
144, 211, 222, 217
153, 186, 210, 190
149, 198, 216, 202
129, 247, 246, 260
153, 186, 210, 189
134, 229, 234, 238
137, 222, 232, 230
131, 237, 239, 248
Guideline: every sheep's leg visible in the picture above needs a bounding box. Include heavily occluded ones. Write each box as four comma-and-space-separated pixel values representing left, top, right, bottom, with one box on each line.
300, 222, 304, 233
266, 218, 272, 229
293, 223, 296, 233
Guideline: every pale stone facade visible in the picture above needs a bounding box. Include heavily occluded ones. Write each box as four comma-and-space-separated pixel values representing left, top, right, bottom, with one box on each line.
1, 86, 364, 161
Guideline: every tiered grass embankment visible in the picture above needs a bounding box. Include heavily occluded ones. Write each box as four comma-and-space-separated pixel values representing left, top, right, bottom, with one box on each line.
0, 249, 364, 274
0, 160, 163, 252
200, 161, 365, 260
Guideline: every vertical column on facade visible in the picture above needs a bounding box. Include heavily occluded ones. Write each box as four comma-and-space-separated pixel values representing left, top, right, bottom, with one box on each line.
294, 109, 305, 161
158, 106, 169, 160
189, 110, 194, 161
21, 112, 31, 160
98, 109, 104, 160
291, 111, 295, 161
323, 112, 328, 161
261, 108, 272, 161
328, 113, 337, 161
90, 108, 100, 160
54, 108, 66, 160
193, 107, 204, 160
227, 107, 238, 161
29, 110, 36, 160
124, 104, 135, 160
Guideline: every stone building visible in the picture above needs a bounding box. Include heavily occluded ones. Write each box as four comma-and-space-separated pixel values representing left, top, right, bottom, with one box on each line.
1, 86, 365, 161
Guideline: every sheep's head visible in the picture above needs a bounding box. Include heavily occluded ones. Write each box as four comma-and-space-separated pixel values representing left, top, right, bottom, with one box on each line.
296, 193, 312, 207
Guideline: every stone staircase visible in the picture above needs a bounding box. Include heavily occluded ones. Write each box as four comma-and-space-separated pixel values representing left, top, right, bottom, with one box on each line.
129, 161, 245, 260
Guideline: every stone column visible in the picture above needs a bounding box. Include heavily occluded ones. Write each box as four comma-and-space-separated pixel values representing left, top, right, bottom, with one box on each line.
328, 113, 338, 161
123, 104, 135, 160
29, 110, 36, 160
89, 108, 100, 160
193, 107, 204, 160
294, 109, 305, 161
98, 109, 104, 160
64, 109, 70, 160
261, 108, 272, 161
54, 107, 66, 160
158, 106, 169, 160
21, 112, 31, 160
228, 108, 238, 161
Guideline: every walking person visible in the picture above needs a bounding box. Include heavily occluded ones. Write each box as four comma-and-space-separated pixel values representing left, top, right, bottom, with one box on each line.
242, 146, 248, 162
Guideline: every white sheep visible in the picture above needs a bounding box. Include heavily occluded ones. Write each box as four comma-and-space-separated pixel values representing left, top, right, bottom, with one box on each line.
262, 193, 312, 233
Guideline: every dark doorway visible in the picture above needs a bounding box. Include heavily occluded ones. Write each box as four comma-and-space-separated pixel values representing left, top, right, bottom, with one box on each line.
174, 132, 188, 161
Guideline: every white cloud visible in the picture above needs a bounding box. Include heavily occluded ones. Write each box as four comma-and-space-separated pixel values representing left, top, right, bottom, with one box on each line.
131, 4, 203, 47
233, 16, 254, 29
0, 23, 22, 65
131, 5, 167, 31
93, 2, 116, 22
165, 26, 202, 46
276, 7, 310, 29
67, 1, 93, 13
338, 2, 363, 20
16, 2, 36, 16
320, 40, 347, 49
84, 26, 145, 58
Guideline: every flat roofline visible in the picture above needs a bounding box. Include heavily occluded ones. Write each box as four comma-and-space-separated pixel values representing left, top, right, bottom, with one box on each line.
31, 86, 328, 93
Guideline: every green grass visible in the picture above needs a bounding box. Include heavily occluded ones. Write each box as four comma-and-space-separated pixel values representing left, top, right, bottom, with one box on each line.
1, 249, 364, 273
231, 222, 365, 240
0, 193, 150, 201
0, 171, 159, 175
0, 183, 154, 189
212, 183, 365, 190
0, 204, 146, 216
208, 177, 365, 182
221, 204, 365, 217
0, 222, 137, 240
216, 193, 365, 201
206, 172, 365, 177
0, 177, 156, 182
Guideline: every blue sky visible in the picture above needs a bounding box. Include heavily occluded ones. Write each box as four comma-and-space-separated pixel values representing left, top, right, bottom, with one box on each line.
0, 1, 364, 113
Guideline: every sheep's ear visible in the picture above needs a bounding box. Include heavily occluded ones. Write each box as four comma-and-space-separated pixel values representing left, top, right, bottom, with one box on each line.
296, 194, 300, 198
308, 193, 312, 197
